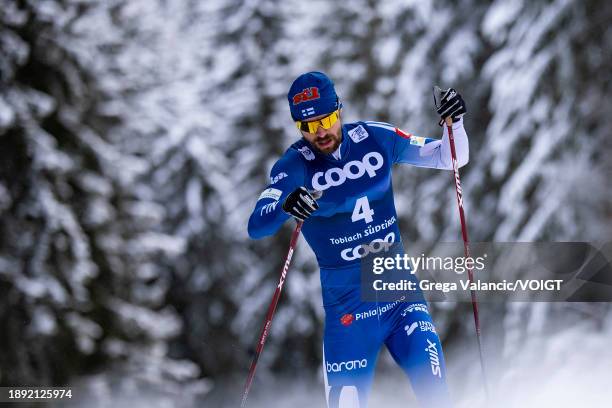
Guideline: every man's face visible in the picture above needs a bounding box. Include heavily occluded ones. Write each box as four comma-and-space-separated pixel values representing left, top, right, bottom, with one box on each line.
299, 110, 343, 154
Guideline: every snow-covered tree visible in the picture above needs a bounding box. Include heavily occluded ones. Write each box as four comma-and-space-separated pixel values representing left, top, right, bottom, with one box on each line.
0, 1, 202, 400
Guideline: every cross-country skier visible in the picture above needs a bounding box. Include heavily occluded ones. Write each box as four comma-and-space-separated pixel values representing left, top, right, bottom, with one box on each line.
248, 71, 468, 408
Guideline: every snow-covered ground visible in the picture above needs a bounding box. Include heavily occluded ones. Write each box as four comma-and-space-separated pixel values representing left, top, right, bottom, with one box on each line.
194, 303, 612, 408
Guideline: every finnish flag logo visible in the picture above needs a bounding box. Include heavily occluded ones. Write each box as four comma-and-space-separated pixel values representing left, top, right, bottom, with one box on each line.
302, 107, 315, 117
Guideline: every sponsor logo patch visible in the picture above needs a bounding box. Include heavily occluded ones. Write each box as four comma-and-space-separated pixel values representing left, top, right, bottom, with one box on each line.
406, 320, 437, 336
326, 358, 368, 373
260, 201, 278, 215
270, 172, 288, 185
353, 298, 404, 321
401, 303, 429, 316
298, 146, 315, 161
258, 188, 282, 201
410, 136, 426, 147
417, 321, 436, 334
425, 339, 442, 378
312, 152, 384, 191
293, 87, 320, 105
340, 232, 395, 261
405, 322, 418, 337
340, 314, 354, 326
348, 125, 369, 143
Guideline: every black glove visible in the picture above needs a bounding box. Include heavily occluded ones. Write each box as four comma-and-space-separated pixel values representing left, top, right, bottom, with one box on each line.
282, 187, 319, 221
433, 87, 466, 125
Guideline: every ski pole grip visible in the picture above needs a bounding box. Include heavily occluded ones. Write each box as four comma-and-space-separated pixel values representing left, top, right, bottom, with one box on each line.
444, 116, 453, 126
310, 189, 323, 200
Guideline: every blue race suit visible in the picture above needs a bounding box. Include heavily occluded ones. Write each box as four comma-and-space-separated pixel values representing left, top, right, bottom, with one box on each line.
248, 118, 469, 408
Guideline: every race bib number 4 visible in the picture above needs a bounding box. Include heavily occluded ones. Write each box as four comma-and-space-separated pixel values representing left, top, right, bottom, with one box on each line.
352, 196, 374, 224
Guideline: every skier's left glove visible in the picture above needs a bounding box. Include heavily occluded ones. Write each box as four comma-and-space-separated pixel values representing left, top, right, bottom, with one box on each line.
433, 87, 466, 125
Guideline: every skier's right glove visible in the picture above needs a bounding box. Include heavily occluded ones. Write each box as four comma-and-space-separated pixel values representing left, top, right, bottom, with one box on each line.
433, 86, 466, 125
282, 187, 319, 221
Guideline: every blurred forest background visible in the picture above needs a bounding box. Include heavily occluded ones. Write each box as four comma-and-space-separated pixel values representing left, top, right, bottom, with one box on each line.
1, 0, 611, 407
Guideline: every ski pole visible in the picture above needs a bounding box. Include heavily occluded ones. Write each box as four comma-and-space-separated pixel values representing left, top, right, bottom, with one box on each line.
240, 220, 303, 407
444, 115, 490, 399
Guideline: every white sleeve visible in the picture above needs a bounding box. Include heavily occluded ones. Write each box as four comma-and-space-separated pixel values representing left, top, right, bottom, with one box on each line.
419, 117, 469, 170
